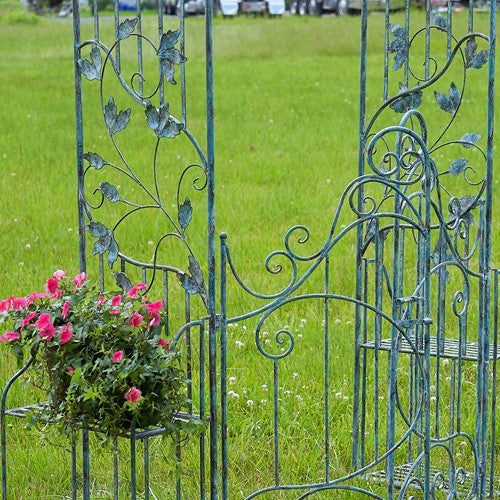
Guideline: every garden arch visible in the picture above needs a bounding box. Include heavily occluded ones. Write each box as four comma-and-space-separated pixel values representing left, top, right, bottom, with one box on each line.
1, 0, 498, 498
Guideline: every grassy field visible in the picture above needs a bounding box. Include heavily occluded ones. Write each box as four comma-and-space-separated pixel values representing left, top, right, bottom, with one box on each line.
0, 2, 499, 498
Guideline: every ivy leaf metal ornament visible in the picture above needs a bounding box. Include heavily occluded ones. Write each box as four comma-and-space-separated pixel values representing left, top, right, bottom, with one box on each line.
388, 24, 407, 71
78, 44, 102, 81
434, 82, 461, 114
449, 158, 468, 176
86, 221, 119, 268
431, 12, 449, 30
104, 97, 131, 135
178, 198, 192, 230
448, 195, 483, 226
157, 30, 186, 85
177, 256, 208, 308
459, 132, 481, 149
114, 272, 133, 292
390, 83, 423, 113
83, 151, 107, 169
465, 37, 489, 70
117, 18, 138, 41
100, 182, 121, 203
145, 102, 184, 139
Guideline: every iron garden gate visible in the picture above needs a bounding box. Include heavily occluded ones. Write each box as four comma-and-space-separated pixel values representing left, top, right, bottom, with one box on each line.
1, 0, 498, 498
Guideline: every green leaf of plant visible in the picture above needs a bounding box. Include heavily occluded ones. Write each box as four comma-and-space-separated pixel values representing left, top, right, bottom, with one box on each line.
434, 82, 460, 114
178, 198, 192, 230
100, 182, 121, 203
157, 30, 186, 84
459, 132, 481, 148
83, 152, 106, 169
104, 97, 131, 135
449, 158, 468, 176
117, 18, 138, 41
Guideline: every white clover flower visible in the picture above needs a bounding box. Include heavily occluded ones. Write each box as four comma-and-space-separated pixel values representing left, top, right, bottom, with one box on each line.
260, 399, 267, 405
430, 396, 437, 403
229, 376, 236, 385
284, 390, 292, 396
295, 395, 302, 402
292, 372, 298, 379
346, 320, 353, 326
231, 392, 239, 400
25, 244, 31, 249
300, 318, 306, 324
235, 340, 244, 348
334, 318, 341, 325
335, 392, 343, 399
246, 399, 254, 407
297, 334, 303, 339
262, 384, 268, 391
264, 339, 271, 345
442, 359, 450, 366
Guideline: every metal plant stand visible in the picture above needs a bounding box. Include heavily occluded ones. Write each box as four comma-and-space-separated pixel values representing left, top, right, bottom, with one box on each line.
0, 0, 498, 498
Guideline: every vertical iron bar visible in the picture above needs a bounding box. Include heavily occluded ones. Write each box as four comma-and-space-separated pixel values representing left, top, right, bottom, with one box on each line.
136, 0, 144, 97
82, 429, 91, 500
163, 271, 170, 337
180, 0, 187, 124
220, 234, 228, 498
199, 323, 206, 500
447, 0, 452, 58
489, 270, 498, 498
114, 0, 121, 71
383, 0, 390, 101
113, 438, 119, 500
158, 0, 164, 104
374, 226, 383, 461
144, 438, 150, 500
93, 0, 99, 40
186, 291, 193, 414
323, 256, 330, 480
130, 427, 137, 500
176, 433, 182, 499
424, 0, 431, 80
205, 0, 217, 492
273, 360, 280, 486
404, 0, 410, 87
73, 0, 86, 274
360, 258, 368, 467
352, 0, 368, 470
72, 437, 77, 500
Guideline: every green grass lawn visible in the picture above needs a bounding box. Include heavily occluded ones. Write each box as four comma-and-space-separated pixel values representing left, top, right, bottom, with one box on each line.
0, 4, 498, 498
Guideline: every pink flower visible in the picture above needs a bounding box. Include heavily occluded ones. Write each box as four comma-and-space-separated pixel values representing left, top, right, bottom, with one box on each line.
20, 312, 37, 329
148, 313, 161, 328
53, 270, 67, 280
36, 313, 52, 329
0, 299, 10, 313
39, 324, 57, 341
73, 272, 87, 288
12, 297, 28, 310
50, 289, 63, 301
97, 294, 107, 307
125, 386, 142, 403
45, 278, 59, 294
62, 301, 71, 319
158, 338, 171, 348
0, 331, 20, 343
59, 323, 73, 345
112, 350, 124, 363
109, 308, 121, 315
146, 300, 163, 317
127, 283, 147, 299
67, 366, 75, 374
111, 295, 122, 307
127, 311, 143, 328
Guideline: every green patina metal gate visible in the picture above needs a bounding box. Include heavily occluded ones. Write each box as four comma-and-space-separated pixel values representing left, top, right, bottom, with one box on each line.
1, 0, 498, 498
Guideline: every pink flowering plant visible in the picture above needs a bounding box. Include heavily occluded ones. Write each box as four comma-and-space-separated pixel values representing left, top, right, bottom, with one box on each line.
0, 271, 196, 438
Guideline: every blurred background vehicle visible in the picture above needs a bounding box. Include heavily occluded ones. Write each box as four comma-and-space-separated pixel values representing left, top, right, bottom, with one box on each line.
268, 0, 286, 14
240, 0, 267, 14
348, 0, 405, 12
220, 0, 239, 15
315, 0, 347, 14
176, 0, 205, 14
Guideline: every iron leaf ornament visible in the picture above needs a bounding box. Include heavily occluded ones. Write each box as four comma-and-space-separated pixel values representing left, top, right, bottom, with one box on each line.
83, 151, 107, 169
177, 256, 208, 309
449, 158, 468, 176
431, 12, 449, 30
459, 132, 481, 148
104, 97, 131, 135
99, 182, 121, 203
145, 102, 184, 138
390, 83, 423, 113
157, 30, 186, 85
465, 37, 489, 70
388, 24, 408, 71
86, 221, 119, 268
117, 18, 138, 41
434, 82, 461, 114
178, 198, 192, 230
78, 44, 102, 81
